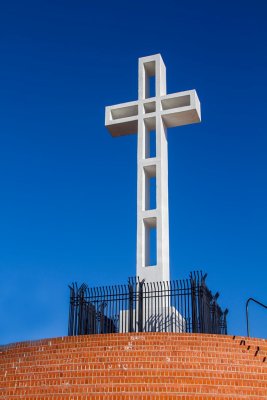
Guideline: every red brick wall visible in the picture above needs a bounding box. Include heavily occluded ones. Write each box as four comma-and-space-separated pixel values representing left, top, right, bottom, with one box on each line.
1, 333, 266, 399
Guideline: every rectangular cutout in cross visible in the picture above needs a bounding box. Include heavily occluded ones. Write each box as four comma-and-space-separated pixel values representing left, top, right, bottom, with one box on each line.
144, 126, 156, 159
144, 166, 156, 211
143, 101, 156, 114
148, 75, 155, 98
111, 104, 138, 120
144, 218, 157, 267
161, 94, 190, 110
144, 61, 156, 99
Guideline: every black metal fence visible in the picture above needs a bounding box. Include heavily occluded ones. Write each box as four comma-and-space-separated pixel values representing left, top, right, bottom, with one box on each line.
68, 272, 228, 336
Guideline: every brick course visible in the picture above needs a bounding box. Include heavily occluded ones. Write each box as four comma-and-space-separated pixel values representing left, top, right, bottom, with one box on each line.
0, 333, 266, 399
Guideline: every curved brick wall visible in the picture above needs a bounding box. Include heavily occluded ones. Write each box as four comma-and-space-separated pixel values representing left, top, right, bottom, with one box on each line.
0, 333, 266, 399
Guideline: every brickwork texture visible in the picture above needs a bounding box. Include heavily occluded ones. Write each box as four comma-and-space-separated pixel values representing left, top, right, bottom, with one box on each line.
0, 333, 266, 399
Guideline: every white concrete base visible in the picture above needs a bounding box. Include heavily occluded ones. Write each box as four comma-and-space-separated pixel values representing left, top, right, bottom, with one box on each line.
119, 306, 185, 333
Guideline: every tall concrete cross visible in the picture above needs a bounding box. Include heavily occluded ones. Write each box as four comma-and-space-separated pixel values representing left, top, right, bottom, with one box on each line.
105, 54, 201, 282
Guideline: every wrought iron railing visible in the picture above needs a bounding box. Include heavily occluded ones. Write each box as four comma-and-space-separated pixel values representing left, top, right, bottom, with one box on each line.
68, 272, 228, 336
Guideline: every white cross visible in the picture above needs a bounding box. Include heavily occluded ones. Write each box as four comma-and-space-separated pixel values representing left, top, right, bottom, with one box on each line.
105, 54, 201, 282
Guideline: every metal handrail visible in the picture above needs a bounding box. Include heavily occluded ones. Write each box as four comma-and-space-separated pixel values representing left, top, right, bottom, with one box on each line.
246, 297, 267, 337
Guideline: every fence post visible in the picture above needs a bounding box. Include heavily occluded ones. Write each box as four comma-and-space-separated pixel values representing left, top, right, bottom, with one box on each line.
198, 274, 204, 333
211, 292, 220, 334
190, 274, 198, 333
77, 290, 83, 335
138, 279, 145, 332
68, 284, 75, 336
128, 279, 134, 333
198, 273, 210, 333
223, 309, 228, 335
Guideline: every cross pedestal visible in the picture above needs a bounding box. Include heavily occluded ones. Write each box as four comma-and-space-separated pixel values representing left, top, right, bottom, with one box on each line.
105, 54, 201, 283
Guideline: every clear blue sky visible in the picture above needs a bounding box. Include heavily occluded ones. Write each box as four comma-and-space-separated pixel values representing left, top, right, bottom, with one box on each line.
0, 0, 266, 344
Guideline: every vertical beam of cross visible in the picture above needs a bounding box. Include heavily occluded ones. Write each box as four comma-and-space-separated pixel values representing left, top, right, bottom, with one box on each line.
105, 54, 201, 282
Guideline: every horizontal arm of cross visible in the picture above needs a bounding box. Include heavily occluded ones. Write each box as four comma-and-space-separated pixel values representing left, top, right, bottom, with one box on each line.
105, 99, 138, 137
105, 90, 201, 137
